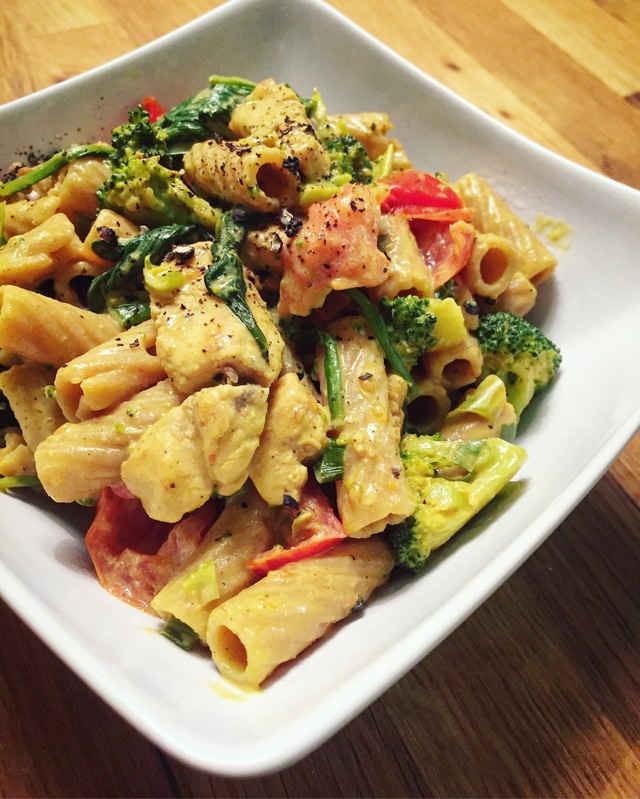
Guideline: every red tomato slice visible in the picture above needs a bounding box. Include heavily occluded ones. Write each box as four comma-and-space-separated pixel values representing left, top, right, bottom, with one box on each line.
248, 477, 347, 577
85, 488, 221, 610
381, 169, 470, 221
141, 95, 165, 124
411, 218, 476, 288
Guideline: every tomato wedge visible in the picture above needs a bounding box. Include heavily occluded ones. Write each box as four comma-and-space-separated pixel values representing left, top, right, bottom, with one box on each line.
85, 488, 221, 610
381, 169, 472, 222
141, 95, 165, 124
410, 218, 476, 288
248, 477, 347, 576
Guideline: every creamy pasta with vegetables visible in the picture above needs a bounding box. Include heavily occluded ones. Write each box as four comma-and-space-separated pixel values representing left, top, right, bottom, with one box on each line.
0, 75, 561, 687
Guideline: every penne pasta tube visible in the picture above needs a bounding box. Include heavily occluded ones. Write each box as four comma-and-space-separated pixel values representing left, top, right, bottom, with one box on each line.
327, 316, 414, 536
54, 320, 165, 422
403, 373, 452, 435
0, 362, 65, 451
230, 79, 330, 182
184, 139, 298, 211
477, 270, 538, 317
0, 285, 120, 368
206, 537, 393, 688
454, 172, 557, 285
34, 379, 181, 503
0, 213, 78, 289
461, 232, 518, 299
421, 330, 483, 391
151, 486, 288, 641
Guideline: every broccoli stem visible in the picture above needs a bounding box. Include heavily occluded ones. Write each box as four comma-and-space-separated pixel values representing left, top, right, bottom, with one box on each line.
344, 288, 415, 389
204, 211, 269, 359
318, 329, 344, 426
0, 143, 115, 198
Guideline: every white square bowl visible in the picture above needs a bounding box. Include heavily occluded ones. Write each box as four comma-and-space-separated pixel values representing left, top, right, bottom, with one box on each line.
1, 0, 639, 777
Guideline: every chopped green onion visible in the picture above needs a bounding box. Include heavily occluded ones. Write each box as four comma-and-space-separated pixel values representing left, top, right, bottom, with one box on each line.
0, 474, 42, 491
314, 439, 346, 484
160, 615, 199, 651
0, 201, 6, 246
317, 329, 344, 426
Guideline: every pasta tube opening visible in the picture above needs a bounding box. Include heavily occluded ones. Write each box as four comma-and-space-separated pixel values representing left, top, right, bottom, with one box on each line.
213, 626, 249, 673
479, 245, 510, 286
256, 162, 297, 204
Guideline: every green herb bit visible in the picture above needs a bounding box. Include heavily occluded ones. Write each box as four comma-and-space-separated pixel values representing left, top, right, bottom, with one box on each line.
161, 615, 199, 651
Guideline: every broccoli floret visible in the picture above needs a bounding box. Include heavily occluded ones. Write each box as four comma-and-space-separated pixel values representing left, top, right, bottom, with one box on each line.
110, 106, 168, 160
97, 155, 219, 231
378, 295, 439, 371
387, 432, 527, 572
475, 311, 562, 420
325, 135, 373, 184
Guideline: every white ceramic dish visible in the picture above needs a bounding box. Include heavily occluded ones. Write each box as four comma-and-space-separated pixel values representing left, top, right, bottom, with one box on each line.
1, 0, 639, 777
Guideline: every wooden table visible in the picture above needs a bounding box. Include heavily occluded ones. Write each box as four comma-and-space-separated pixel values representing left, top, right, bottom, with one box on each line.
1, 1, 639, 796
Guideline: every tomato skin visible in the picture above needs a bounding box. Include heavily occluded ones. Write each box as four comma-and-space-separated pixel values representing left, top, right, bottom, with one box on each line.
381, 169, 469, 220
410, 218, 476, 288
141, 95, 165, 123
248, 477, 347, 576
85, 488, 221, 610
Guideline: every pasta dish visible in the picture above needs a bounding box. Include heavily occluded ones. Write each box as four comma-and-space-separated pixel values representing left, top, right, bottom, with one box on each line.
0, 75, 561, 688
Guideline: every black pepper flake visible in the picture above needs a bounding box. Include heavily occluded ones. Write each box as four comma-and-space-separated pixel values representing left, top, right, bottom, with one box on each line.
358, 372, 373, 381
278, 208, 303, 238
282, 155, 302, 178
463, 300, 480, 315
97, 225, 118, 245
165, 245, 194, 265
283, 494, 299, 510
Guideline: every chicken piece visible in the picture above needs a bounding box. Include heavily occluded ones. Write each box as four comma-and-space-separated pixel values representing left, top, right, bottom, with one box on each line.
121, 384, 269, 523
150, 241, 284, 394
250, 372, 330, 506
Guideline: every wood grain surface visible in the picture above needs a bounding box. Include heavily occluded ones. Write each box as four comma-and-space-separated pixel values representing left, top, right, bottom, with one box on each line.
1, 1, 639, 796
